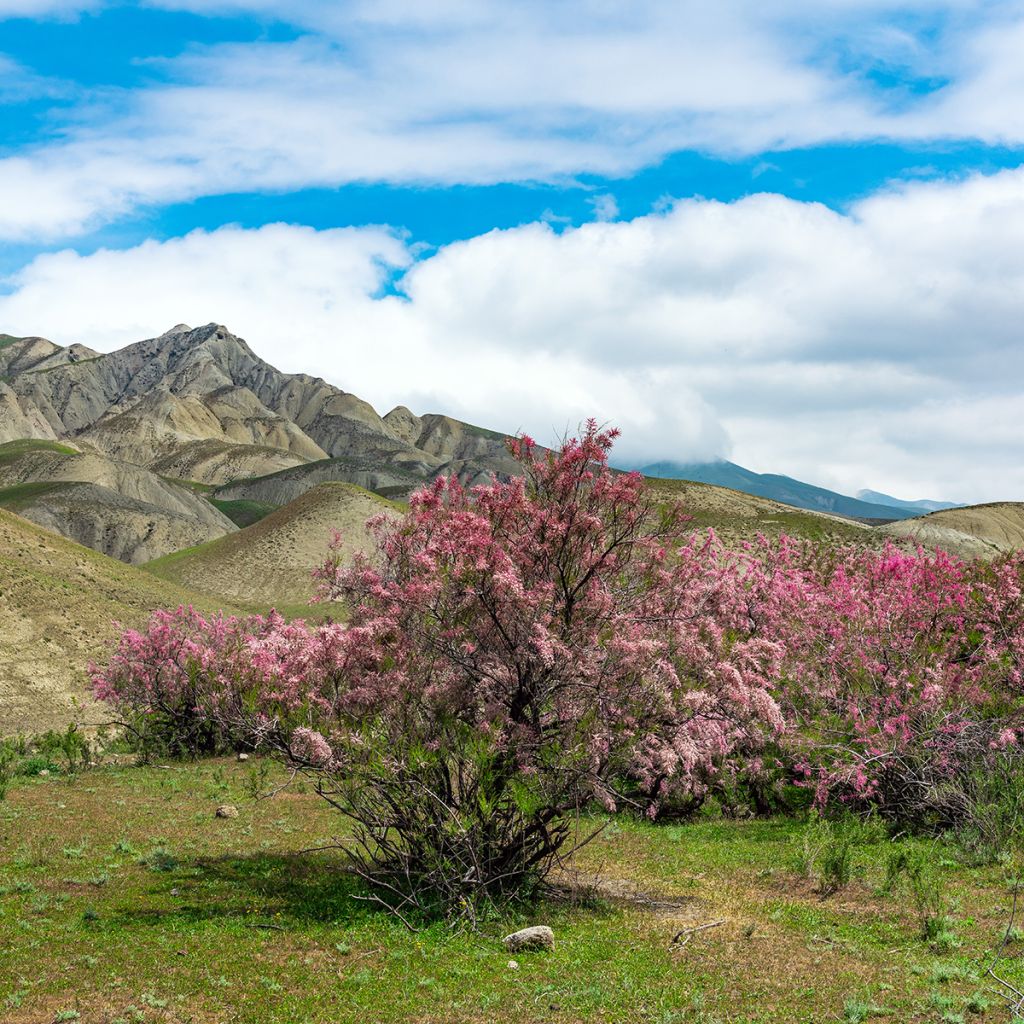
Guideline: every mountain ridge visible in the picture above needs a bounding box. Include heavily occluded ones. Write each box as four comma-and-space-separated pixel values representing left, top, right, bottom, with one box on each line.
637, 459, 921, 521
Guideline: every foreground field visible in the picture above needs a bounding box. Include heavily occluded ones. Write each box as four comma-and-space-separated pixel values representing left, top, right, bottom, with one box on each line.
2, 759, 1022, 1024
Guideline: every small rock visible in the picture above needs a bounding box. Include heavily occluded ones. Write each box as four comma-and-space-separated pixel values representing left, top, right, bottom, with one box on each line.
215, 804, 239, 819
502, 925, 554, 953
507, 960, 519, 971
39, 769, 50, 777
169, 888, 180, 896
237, 753, 250, 762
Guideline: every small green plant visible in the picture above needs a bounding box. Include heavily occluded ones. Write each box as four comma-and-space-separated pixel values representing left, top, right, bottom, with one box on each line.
819, 831, 854, 895
885, 843, 955, 946
0, 745, 15, 800
142, 846, 177, 873
793, 816, 861, 895
242, 758, 272, 800
842, 996, 886, 1022
965, 990, 990, 1014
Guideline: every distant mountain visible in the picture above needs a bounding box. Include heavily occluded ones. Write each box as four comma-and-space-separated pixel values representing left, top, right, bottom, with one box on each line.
857, 489, 964, 515
637, 460, 919, 521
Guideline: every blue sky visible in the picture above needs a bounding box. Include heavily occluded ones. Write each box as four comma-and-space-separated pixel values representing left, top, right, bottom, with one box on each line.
2, 1, 1024, 502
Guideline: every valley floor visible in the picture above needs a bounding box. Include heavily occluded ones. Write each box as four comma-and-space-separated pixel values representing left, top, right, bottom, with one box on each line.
2, 759, 1022, 1023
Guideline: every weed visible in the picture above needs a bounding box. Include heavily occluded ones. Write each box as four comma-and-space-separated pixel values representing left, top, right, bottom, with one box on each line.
242, 759, 273, 800
886, 844, 955, 946
842, 996, 887, 1021
965, 991, 990, 1014
792, 816, 866, 895
141, 846, 178, 873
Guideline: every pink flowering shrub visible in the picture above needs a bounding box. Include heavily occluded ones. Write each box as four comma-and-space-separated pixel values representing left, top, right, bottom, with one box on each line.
91, 421, 1024, 910
297, 422, 790, 914
778, 544, 1024, 830
90, 606, 255, 758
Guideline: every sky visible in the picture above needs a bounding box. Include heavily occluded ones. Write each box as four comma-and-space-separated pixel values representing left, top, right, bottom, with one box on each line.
2, 2, 1024, 503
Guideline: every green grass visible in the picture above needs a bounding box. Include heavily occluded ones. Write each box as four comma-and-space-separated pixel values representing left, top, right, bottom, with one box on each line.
0, 480, 75, 511
157, 476, 215, 495
2, 759, 1019, 1023
0, 438, 79, 464
0, 334, 23, 351
209, 498, 279, 528
213, 456, 424, 495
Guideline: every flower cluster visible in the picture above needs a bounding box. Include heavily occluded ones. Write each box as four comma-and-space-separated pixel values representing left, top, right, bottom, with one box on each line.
93, 422, 1024, 840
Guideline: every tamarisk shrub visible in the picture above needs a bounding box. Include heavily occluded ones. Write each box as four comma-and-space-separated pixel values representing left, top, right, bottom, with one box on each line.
788, 545, 1024, 832
91, 607, 253, 758
297, 421, 786, 918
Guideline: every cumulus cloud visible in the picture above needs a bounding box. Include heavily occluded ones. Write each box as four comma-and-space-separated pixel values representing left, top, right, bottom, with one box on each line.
2, 1, 1024, 239
3, 168, 1024, 501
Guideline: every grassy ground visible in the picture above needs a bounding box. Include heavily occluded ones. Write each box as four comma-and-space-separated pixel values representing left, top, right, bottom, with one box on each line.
207, 498, 279, 529
0, 439, 79, 464
0, 479, 76, 512
3, 759, 1022, 1024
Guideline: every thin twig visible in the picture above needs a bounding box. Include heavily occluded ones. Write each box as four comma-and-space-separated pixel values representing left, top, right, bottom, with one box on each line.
987, 874, 1024, 1017
669, 919, 727, 949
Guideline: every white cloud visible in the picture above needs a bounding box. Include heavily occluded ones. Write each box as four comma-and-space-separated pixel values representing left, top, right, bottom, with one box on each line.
4, 168, 1024, 502
3, 1, 1024, 239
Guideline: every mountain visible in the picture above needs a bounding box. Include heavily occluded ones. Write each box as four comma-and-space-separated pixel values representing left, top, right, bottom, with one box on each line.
857, 489, 964, 515
881, 502, 1024, 560
0, 323, 518, 563
0, 506, 243, 734
638, 460, 919, 521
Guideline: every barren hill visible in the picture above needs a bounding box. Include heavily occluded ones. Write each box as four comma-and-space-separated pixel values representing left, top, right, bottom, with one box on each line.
0, 439, 236, 562
881, 502, 1024, 559
0, 507, 243, 735
144, 482, 399, 611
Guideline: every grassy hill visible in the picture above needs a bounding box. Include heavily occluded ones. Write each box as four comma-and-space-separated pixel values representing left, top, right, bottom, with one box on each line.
881, 501, 1024, 559
145, 482, 399, 613
0, 508, 243, 735
647, 477, 876, 547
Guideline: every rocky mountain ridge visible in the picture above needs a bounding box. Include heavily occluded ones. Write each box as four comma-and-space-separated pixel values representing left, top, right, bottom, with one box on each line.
0, 323, 518, 561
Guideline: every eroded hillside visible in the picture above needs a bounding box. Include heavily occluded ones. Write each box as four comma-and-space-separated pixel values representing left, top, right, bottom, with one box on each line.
0, 508, 243, 734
